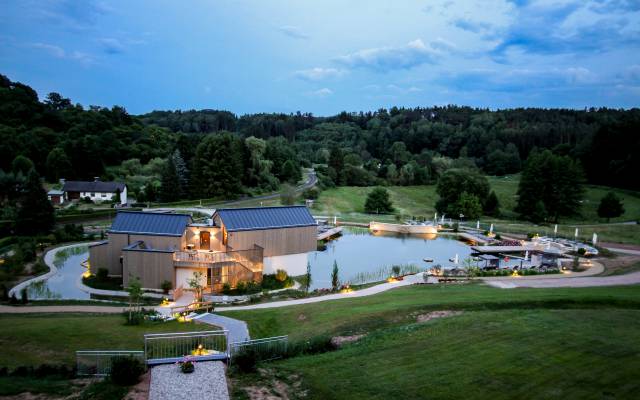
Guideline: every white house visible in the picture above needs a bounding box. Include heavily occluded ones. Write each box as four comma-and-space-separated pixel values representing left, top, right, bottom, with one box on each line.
61, 178, 127, 205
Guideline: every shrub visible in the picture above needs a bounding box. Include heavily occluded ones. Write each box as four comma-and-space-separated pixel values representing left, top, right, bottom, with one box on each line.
391, 265, 401, 276
20, 288, 28, 304
32, 260, 48, 275
222, 283, 231, 294
275, 269, 288, 282
160, 280, 172, 294
235, 281, 247, 294
577, 248, 586, 255
288, 335, 337, 356
110, 356, 144, 386
302, 187, 319, 200
96, 268, 109, 281
234, 347, 259, 373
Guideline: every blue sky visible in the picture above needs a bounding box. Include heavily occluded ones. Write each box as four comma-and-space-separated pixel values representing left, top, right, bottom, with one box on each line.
0, 0, 639, 115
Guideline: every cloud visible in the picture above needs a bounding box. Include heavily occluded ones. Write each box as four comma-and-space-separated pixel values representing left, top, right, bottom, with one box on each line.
37, 0, 112, 31
490, 0, 640, 59
31, 42, 66, 58
98, 38, 126, 54
277, 25, 309, 39
334, 39, 444, 72
294, 67, 346, 81
30, 42, 95, 66
436, 67, 601, 93
309, 88, 333, 97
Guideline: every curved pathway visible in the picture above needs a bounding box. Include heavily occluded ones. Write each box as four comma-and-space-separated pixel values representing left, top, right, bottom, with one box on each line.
197, 313, 250, 343
215, 274, 420, 312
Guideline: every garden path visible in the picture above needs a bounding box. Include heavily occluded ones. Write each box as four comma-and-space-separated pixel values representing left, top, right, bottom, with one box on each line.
197, 313, 250, 343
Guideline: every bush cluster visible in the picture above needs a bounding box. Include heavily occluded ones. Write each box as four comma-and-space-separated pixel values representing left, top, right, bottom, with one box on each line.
110, 356, 145, 386
0, 364, 75, 379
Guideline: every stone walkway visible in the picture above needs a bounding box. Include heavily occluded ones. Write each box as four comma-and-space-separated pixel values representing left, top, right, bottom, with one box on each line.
215, 274, 419, 312
149, 361, 229, 400
197, 313, 250, 343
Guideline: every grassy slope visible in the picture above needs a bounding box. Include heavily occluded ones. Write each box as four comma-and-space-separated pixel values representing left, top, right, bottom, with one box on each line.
308, 176, 640, 244
277, 309, 640, 400
227, 284, 640, 400
0, 314, 212, 368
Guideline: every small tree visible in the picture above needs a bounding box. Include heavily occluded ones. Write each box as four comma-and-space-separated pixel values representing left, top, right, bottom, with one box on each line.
454, 192, 483, 220
331, 260, 340, 291
187, 271, 205, 302
483, 190, 501, 217
305, 261, 312, 293
113, 188, 121, 205
280, 183, 297, 205
597, 192, 624, 222
530, 200, 547, 224
126, 276, 143, 324
364, 187, 394, 214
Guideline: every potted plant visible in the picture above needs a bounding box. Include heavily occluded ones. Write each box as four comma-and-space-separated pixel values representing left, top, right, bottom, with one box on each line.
178, 356, 195, 373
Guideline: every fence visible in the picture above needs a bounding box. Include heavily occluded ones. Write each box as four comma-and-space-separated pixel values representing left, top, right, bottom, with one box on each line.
230, 335, 289, 362
144, 330, 229, 365
76, 350, 144, 377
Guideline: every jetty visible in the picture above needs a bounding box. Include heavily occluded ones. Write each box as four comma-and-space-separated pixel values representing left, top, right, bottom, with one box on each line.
370, 221, 438, 234
317, 226, 343, 241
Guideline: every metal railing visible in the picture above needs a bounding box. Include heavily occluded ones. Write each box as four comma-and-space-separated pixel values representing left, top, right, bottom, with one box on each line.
144, 330, 229, 365
76, 350, 144, 376
230, 335, 289, 362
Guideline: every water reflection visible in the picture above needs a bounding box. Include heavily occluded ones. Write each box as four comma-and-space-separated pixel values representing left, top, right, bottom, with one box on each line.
309, 228, 472, 290
27, 246, 91, 300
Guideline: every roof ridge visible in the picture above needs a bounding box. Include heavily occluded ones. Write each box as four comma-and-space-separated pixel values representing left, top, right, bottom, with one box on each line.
116, 210, 193, 217
216, 205, 307, 212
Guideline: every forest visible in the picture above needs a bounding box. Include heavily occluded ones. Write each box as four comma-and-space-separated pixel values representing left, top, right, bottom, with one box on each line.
1, 73, 639, 216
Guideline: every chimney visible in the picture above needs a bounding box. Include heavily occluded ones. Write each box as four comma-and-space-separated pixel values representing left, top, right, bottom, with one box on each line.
94, 177, 100, 182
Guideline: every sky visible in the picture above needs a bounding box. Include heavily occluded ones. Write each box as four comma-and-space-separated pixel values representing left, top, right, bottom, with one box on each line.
0, 0, 639, 115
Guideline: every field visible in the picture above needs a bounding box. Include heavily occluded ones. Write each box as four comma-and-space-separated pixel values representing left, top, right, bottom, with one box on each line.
227, 283, 640, 400
307, 175, 640, 245
0, 314, 213, 368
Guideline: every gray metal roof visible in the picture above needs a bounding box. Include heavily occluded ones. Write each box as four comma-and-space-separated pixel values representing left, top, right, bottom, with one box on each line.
62, 180, 126, 193
109, 211, 192, 236
215, 206, 317, 232
47, 189, 64, 195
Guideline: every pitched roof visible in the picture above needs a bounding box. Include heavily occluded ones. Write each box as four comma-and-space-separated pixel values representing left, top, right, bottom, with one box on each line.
109, 211, 192, 236
47, 189, 64, 195
62, 180, 126, 193
215, 206, 317, 232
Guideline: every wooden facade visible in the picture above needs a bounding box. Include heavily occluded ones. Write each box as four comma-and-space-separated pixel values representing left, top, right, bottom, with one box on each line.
123, 249, 175, 289
226, 226, 316, 256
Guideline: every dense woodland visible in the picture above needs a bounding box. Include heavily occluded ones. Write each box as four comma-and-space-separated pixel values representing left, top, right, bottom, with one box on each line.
1, 73, 639, 228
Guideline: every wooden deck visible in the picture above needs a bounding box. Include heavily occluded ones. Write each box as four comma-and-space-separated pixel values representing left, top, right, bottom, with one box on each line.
317, 226, 343, 240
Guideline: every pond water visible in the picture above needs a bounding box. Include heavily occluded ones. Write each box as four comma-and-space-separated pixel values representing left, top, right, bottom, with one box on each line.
307, 228, 473, 290
26, 246, 91, 300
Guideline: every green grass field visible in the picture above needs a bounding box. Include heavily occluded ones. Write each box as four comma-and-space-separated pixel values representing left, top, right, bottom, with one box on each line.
227, 283, 640, 400
306, 176, 640, 244
0, 314, 212, 368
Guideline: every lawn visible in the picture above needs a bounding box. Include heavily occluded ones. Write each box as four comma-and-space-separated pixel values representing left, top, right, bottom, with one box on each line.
226, 283, 640, 399
0, 314, 213, 368
271, 309, 640, 400
306, 176, 640, 244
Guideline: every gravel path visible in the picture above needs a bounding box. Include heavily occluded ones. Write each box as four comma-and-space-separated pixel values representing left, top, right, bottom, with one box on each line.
197, 313, 250, 343
149, 361, 229, 400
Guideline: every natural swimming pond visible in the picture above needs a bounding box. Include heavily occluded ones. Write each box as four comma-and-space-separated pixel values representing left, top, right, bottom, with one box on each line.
307, 228, 473, 290
26, 246, 91, 300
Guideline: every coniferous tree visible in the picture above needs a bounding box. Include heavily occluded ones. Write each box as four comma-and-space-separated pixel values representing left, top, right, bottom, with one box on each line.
331, 260, 340, 291
171, 149, 190, 198
191, 132, 244, 198
483, 190, 501, 217
16, 169, 54, 235
159, 157, 181, 202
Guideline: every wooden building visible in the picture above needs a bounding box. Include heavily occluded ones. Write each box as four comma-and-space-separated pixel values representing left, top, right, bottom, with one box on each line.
89, 206, 317, 295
